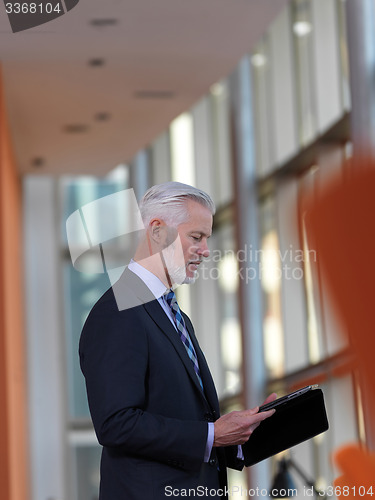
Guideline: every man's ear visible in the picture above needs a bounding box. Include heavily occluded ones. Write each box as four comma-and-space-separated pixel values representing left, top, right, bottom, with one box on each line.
149, 218, 165, 243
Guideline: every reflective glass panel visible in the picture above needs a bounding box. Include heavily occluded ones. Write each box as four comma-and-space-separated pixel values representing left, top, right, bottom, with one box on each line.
260, 197, 285, 378
292, 0, 317, 146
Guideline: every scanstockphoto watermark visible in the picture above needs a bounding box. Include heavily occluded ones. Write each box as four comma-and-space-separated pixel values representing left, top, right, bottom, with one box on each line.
164, 485, 299, 497
195, 245, 317, 284
165, 485, 374, 497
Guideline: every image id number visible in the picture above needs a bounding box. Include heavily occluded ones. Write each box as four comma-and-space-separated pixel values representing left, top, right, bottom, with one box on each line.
320, 486, 374, 497
5, 3, 62, 14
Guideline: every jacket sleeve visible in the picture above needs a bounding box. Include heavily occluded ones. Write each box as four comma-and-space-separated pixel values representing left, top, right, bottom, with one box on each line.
79, 300, 208, 472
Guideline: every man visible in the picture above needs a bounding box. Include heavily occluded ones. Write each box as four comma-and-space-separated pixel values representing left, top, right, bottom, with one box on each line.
79, 182, 276, 499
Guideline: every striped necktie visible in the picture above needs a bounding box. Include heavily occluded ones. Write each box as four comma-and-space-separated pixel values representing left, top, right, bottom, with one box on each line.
164, 289, 204, 390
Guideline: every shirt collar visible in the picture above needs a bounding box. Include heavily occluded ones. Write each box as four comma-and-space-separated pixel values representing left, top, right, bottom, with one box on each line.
128, 259, 168, 300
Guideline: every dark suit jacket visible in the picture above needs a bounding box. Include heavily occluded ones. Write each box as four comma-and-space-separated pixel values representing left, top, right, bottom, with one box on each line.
79, 268, 243, 499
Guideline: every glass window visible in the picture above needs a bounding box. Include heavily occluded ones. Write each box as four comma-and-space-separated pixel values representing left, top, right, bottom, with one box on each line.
337, 0, 351, 111
300, 198, 325, 364
276, 178, 309, 373
170, 112, 196, 186
61, 167, 129, 419
130, 150, 152, 200
298, 147, 349, 363
61, 167, 129, 244
250, 39, 274, 177
210, 80, 234, 206
268, 5, 299, 167
188, 219, 242, 399
311, 0, 343, 132
259, 196, 285, 378
61, 167, 129, 499
192, 96, 216, 197
216, 224, 242, 396
292, 0, 317, 146
299, 165, 330, 364
151, 131, 171, 185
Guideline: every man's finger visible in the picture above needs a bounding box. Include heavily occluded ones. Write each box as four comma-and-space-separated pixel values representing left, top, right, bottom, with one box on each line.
259, 408, 276, 419
244, 407, 275, 423
262, 392, 277, 405
244, 406, 259, 417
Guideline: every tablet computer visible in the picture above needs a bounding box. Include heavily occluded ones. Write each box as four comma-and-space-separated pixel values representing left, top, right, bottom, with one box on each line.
259, 384, 318, 412
243, 384, 329, 466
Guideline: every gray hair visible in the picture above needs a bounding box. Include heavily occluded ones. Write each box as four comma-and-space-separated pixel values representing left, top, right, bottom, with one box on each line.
139, 182, 216, 227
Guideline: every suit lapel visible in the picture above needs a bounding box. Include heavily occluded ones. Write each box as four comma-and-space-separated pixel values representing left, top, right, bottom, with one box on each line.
116, 267, 216, 409
143, 300, 207, 399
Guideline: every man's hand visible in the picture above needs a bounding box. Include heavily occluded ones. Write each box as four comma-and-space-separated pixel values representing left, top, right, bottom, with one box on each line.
213, 393, 277, 447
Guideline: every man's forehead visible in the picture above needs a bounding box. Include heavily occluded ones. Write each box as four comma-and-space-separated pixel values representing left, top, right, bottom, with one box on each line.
180, 216, 213, 237
176, 199, 213, 234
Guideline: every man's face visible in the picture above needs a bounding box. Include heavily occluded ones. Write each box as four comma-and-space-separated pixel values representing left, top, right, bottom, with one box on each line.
174, 200, 212, 284
148, 199, 213, 286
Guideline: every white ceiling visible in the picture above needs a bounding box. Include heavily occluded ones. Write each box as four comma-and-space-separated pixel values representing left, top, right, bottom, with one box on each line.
1, 0, 288, 176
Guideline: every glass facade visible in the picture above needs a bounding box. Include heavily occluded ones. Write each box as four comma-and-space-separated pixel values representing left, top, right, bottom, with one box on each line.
60, 169, 129, 498
293, 0, 316, 145
214, 223, 242, 397
249, 1, 361, 489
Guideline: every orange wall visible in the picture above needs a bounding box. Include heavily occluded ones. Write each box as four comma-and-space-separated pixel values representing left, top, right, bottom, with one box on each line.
0, 69, 30, 500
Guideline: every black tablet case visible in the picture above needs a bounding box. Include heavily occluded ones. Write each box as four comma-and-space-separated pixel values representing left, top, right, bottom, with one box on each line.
243, 388, 329, 466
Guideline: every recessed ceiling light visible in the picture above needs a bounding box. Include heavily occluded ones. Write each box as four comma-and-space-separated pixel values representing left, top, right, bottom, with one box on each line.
210, 82, 225, 96
31, 157, 45, 168
134, 90, 175, 99
293, 21, 312, 37
88, 58, 105, 67
251, 53, 267, 67
94, 112, 111, 122
63, 124, 89, 134
90, 19, 118, 28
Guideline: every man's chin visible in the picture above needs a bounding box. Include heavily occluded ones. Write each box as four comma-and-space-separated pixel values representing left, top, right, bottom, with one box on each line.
183, 275, 196, 285
170, 271, 196, 286
182, 268, 199, 284
167, 264, 197, 286
167, 266, 188, 286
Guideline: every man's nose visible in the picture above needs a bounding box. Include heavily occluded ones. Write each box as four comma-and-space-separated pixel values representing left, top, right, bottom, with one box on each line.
197, 241, 210, 259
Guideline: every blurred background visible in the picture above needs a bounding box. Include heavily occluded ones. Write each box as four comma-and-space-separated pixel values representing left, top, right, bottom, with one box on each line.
0, 0, 373, 499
